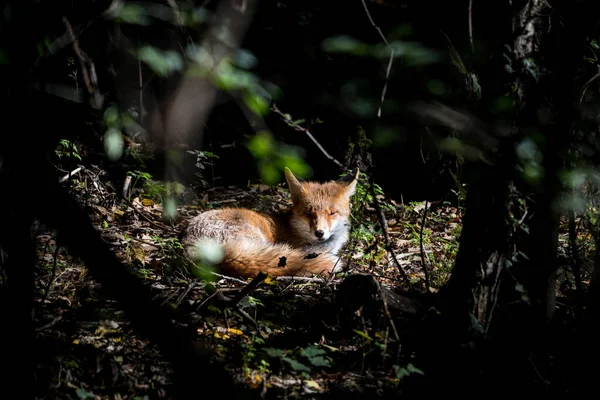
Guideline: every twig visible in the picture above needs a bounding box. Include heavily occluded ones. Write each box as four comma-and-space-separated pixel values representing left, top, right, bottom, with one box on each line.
418, 201, 431, 292
360, 0, 394, 118
468, 0, 475, 52
568, 210, 583, 312
271, 104, 344, 169
59, 167, 82, 183
160, 287, 182, 306
40, 241, 61, 306
176, 281, 197, 306
36, 315, 64, 332
126, 198, 178, 232
374, 279, 400, 341
209, 271, 249, 285
579, 64, 600, 104
62, 17, 103, 108
230, 272, 267, 306
234, 306, 259, 328
195, 291, 219, 312
369, 177, 413, 289
275, 276, 328, 283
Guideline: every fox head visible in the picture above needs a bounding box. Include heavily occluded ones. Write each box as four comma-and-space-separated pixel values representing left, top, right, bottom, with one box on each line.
284, 167, 360, 245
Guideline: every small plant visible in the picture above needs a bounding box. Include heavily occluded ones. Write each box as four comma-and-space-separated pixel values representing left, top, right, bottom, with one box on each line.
55, 139, 82, 161
187, 149, 219, 187
143, 180, 185, 204
392, 363, 424, 382
126, 170, 152, 201
262, 345, 332, 376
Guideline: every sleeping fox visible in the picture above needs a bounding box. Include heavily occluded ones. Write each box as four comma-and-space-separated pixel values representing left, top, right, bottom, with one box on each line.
181, 167, 359, 279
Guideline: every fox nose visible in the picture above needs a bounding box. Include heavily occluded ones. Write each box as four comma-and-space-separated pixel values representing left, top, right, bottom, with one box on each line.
314, 230, 325, 239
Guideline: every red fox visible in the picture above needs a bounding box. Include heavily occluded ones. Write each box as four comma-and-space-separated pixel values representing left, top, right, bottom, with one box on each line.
181, 167, 360, 279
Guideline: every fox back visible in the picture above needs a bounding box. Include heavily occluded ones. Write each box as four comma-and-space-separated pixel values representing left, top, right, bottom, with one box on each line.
181, 167, 360, 278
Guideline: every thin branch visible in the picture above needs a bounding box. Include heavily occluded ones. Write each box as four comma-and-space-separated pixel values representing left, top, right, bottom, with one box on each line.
230, 272, 267, 306
62, 17, 103, 108
568, 210, 583, 313
468, 0, 475, 52
271, 104, 344, 169
40, 241, 61, 306
360, 0, 394, 118
419, 201, 431, 292
369, 177, 413, 289
579, 64, 600, 104
275, 276, 328, 283
374, 279, 400, 341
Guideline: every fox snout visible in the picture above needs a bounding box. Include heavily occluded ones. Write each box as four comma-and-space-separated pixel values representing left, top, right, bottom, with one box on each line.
311, 216, 333, 241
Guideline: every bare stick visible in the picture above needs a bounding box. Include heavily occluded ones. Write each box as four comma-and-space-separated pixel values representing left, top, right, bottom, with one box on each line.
62, 17, 103, 108
40, 241, 61, 306
36, 315, 63, 332
275, 276, 328, 283
360, 0, 394, 118
568, 210, 583, 312
374, 279, 400, 341
418, 201, 431, 292
59, 167, 82, 183
230, 272, 267, 306
468, 0, 475, 52
271, 104, 344, 169
369, 177, 412, 289
176, 282, 198, 306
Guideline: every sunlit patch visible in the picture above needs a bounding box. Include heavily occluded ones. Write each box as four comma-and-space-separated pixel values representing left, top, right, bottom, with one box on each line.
193, 238, 225, 264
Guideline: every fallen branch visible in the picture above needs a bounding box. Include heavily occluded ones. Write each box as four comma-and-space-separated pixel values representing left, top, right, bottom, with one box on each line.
230, 272, 267, 306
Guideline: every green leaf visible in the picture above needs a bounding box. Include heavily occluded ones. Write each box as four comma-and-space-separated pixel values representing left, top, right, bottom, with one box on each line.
300, 346, 326, 358
244, 93, 270, 116
353, 329, 373, 341
263, 348, 286, 358
307, 356, 330, 368
281, 356, 311, 372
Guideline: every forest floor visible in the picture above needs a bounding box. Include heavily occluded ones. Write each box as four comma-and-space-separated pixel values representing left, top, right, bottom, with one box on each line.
32, 162, 582, 399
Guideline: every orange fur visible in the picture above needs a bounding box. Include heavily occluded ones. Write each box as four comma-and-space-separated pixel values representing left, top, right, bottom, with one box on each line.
181, 168, 359, 279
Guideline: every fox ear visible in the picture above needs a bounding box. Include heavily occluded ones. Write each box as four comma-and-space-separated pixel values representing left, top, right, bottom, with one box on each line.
284, 167, 306, 203
342, 168, 360, 197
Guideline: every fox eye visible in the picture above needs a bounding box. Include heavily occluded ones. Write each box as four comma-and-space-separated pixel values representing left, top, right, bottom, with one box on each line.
329, 211, 338, 216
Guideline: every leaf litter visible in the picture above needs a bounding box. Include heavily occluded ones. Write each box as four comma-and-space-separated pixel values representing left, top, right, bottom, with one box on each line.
33, 164, 465, 399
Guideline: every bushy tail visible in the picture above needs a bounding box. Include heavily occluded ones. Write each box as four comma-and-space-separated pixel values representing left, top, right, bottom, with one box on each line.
217, 241, 342, 279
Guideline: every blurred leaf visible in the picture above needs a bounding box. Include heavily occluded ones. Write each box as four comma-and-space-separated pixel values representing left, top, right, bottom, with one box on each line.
300, 346, 327, 358
163, 195, 177, 220
234, 49, 258, 69
263, 348, 286, 358
322, 35, 370, 56
523, 163, 543, 184
516, 138, 541, 162
559, 168, 588, 189
103, 106, 120, 128
0, 48, 7, 65
281, 357, 311, 372
138, 47, 183, 77
114, 4, 151, 25
244, 93, 270, 116
555, 193, 587, 214
104, 128, 124, 161
247, 131, 274, 158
